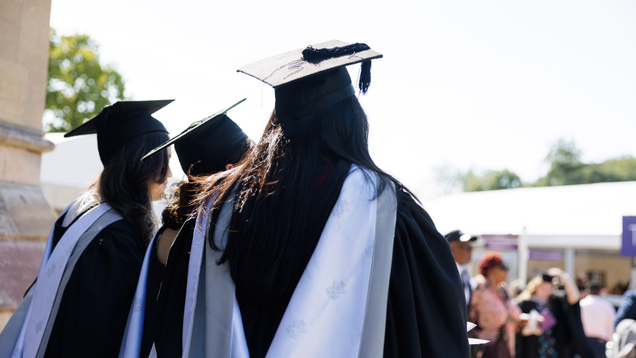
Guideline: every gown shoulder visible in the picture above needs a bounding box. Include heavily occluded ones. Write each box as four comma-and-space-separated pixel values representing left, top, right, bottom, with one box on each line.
383, 187, 470, 358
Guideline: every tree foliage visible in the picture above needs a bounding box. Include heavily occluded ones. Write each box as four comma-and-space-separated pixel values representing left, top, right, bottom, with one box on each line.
448, 139, 636, 192
534, 139, 583, 186
533, 139, 636, 187
588, 157, 636, 182
44, 29, 126, 132
462, 169, 523, 192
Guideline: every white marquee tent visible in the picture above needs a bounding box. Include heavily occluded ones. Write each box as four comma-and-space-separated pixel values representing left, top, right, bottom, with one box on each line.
423, 181, 636, 285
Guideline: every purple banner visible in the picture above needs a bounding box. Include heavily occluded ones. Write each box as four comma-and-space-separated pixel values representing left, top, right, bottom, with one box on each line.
482, 234, 518, 251
621, 216, 636, 256
529, 249, 563, 261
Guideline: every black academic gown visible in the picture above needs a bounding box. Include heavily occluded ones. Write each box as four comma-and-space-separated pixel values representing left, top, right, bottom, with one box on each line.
43, 214, 144, 358
142, 222, 194, 358
145, 187, 469, 358
383, 188, 469, 357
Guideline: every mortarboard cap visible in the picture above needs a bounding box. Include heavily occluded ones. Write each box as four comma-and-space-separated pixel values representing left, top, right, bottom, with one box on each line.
237, 40, 382, 120
444, 230, 478, 243
142, 99, 249, 176
64, 100, 172, 165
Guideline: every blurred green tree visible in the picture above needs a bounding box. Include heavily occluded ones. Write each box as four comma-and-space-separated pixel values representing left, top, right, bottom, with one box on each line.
44, 29, 126, 132
583, 156, 636, 182
462, 169, 523, 192
450, 139, 636, 192
534, 139, 583, 186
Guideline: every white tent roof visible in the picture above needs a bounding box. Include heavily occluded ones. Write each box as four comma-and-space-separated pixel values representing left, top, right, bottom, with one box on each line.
423, 181, 636, 239
39, 133, 184, 213
40, 133, 103, 187
41, 133, 187, 187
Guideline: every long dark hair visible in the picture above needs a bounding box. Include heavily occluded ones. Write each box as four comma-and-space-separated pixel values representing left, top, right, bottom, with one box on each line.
96, 131, 170, 246
161, 138, 254, 230
194, 96, 407, 301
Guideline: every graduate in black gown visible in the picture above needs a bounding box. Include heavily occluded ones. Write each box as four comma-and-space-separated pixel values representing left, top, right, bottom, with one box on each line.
0, 101, 173, 358
135, 102, 252, 358
516, 269, 592, 358
182, 41, 470, 358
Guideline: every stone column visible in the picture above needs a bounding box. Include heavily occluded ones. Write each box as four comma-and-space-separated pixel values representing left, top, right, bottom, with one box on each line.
0, 0, 57, 329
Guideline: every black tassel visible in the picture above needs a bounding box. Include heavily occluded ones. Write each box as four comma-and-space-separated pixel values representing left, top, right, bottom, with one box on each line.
302, 43, 371, 64
301, 43, 374, 94
359, 60, 371, 94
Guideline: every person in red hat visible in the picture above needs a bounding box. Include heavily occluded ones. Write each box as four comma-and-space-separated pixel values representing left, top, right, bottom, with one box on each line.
469, 251, 520, 358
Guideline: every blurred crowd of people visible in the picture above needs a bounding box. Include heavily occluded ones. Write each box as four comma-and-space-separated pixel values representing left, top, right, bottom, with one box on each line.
447, 229, 636, 358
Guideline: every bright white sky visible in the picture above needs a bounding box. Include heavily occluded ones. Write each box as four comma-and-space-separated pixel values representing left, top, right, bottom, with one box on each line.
49, 0, 636, 200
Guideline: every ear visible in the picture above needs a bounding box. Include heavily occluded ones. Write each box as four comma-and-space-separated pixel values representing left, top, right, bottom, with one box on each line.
225, 163, 234, 170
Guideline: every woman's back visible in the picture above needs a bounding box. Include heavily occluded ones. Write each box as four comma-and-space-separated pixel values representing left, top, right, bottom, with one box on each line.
189, 41, 470, 358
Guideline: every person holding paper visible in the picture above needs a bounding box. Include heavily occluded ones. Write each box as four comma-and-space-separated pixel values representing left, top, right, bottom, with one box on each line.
515, 268, 592, 358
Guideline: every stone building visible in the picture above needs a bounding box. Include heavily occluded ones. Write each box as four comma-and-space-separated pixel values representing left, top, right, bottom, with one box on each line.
0, 0, 57, 329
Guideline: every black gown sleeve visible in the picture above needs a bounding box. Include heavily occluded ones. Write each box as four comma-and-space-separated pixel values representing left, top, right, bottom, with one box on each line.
139, 238, 164, 358
516, 300, 540, 358
551, 295, 592, 358
144, 220, 194, 358
615, 290, 636, 328
44, 220, 144, 358
383, 188, 470, 358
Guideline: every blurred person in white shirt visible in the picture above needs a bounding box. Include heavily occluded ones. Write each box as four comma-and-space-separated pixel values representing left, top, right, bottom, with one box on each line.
580, 282, 616, 358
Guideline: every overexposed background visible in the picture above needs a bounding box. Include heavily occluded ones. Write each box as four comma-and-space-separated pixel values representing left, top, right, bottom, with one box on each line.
48, 0, 636, 200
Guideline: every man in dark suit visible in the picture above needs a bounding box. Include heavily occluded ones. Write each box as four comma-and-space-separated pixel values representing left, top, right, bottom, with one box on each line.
615, 289, 636, 329
445, 230, 477, 316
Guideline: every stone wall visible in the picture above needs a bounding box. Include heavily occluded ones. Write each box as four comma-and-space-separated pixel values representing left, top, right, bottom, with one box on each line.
0, 0, 56, 329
